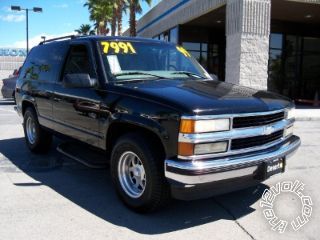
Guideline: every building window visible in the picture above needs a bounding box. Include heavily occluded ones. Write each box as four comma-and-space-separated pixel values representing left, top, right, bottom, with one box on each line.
268, 33, 283, 95
270, 33, 283, 49
301, 37, 320, 101
182, 42, 200, 51
163, 31, 169, 42
268, 33, 320, 102
182, 42, 209, 70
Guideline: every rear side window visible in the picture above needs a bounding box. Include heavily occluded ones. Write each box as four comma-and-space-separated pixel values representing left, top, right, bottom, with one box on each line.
20, 42, 69, 82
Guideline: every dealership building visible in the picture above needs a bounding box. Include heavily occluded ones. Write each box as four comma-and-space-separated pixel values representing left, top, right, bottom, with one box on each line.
125, 0, 320, 102
0, 48, 26, 95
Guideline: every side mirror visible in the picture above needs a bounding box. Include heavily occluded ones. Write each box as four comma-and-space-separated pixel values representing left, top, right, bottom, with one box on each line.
62, 73, 97, 88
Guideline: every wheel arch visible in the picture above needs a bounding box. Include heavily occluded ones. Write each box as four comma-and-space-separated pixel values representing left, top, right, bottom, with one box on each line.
21, 95, 37, 116
106, 117, 169, 160
22, 100, 36, 116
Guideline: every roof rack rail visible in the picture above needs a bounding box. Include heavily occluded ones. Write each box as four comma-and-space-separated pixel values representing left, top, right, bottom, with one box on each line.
39, 35, 78, 45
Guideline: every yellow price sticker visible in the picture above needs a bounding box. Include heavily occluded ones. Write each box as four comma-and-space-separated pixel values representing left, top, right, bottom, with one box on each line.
176, 46, 191, 57
101, 41, 136, 54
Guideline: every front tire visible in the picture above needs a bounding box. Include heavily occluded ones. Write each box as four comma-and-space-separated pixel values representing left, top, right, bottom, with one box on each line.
23, 107, 52, 153
111, 133, 170, 213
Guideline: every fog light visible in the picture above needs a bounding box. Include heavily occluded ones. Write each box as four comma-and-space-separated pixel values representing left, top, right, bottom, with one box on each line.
284, 126, 294, 137
194, 141, 228, 155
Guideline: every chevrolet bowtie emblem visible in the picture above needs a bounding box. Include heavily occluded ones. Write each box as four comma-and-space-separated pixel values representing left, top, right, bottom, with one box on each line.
263, 126, 274, 135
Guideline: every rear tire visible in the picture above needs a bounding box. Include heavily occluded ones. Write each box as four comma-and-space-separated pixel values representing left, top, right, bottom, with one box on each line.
23, 107, 52, 153
111, 133, 170, 213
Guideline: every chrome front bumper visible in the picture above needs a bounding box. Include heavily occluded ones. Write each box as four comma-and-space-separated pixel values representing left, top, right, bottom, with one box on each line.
165, 135, 301, 185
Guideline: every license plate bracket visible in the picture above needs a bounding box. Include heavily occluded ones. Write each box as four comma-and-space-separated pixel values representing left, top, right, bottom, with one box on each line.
255, 158, 286, 180
265, 157, 285, 178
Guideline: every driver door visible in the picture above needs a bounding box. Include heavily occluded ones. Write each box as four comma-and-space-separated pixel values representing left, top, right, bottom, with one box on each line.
52, 42, 103, 147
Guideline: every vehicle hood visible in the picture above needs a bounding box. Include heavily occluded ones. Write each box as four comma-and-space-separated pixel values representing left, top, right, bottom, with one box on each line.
120, 79, 293, 115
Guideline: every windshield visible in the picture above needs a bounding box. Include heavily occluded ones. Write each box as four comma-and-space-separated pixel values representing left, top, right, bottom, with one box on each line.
99, 40, 211, 82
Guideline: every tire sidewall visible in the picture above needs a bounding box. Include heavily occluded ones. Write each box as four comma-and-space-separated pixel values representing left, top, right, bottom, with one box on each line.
111, 137, 158, 210
23, 108, 41, 150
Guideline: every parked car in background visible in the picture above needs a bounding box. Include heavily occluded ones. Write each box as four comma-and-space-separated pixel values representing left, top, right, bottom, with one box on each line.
1, 68, 20, 100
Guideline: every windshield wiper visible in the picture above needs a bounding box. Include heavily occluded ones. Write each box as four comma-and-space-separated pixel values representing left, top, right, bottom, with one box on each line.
114, 71, 168, 80
170, 71, 206, 79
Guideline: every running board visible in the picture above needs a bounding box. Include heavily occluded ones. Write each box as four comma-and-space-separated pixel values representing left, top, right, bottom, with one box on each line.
57, 142, 108, 169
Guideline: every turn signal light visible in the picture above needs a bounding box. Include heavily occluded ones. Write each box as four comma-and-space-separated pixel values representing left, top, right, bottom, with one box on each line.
179, 119, 195, 134
178, 142, 194, 156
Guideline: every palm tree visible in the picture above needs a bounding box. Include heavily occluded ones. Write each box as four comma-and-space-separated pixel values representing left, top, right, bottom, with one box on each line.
84, 0, 113, 35
116, 0, 128, 36
111, 0, 128, 36
129, 0, 152, 37
111, 2, 117, 36
75, 24, 95, 35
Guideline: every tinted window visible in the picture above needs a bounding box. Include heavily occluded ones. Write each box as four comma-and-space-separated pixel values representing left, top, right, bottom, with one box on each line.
21, 42, 68, 82
270, 34, 283, 49
63, 45, 95, 78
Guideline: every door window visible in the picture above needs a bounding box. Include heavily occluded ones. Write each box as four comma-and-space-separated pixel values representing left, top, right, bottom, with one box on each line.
63, 44, 95, 78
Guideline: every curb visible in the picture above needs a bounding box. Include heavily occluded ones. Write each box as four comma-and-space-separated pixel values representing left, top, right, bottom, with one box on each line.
296, 117, 320, 121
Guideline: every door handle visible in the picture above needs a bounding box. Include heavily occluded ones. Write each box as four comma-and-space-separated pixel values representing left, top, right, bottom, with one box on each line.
53, 97, 62, 102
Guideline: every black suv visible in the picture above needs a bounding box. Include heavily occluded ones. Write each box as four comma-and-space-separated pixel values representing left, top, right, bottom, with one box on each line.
15, 36, 300, 212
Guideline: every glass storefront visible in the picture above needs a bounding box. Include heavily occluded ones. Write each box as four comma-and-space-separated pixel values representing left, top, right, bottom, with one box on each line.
268, 33, 320, 101
182, 42, 221, 79
152, 24, 320, 102
154, 25, 225, 80
182, 42, 207, 67
153, 26, 179, 44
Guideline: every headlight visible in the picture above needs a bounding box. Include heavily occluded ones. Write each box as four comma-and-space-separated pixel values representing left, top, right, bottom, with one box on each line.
180, 118, 230, 133
286, 108, 295, 119
194, 141, 228, 155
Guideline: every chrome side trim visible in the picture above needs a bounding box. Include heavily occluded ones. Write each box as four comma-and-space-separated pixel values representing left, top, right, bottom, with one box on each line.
165, 135, 301, 185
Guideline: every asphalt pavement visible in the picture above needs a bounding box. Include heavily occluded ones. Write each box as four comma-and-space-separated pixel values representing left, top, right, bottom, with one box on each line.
0, 98, 319, 240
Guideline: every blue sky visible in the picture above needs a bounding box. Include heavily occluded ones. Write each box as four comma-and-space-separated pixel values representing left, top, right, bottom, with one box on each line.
0, 0, 160, 48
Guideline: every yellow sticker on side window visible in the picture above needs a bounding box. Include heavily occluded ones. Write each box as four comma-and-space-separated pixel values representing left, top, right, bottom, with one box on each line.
101, 41, 136, 54
176, 46, 191, 57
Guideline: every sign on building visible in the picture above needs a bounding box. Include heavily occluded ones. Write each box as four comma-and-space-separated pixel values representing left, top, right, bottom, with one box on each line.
0, 48, 27, 57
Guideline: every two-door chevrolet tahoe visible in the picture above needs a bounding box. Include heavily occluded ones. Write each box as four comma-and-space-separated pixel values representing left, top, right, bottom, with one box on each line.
15, 36, 301, 212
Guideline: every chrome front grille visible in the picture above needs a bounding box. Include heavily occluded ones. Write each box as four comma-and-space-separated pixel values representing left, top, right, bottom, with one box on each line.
179, 109, 294, 160
233, 112, 285, 128
231, 130, 284, 150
